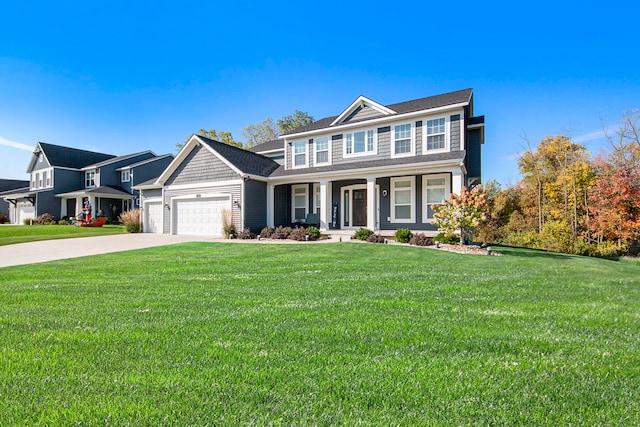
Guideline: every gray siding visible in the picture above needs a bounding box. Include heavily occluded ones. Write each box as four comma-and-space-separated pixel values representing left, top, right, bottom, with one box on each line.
331, 126, 391, 166
166, 145, 238, 186
163, 183, 242, 234
98, 153, 155, 187
342, 105, 385, 123
141, 188, 162, 199
466, 129, 482, 179
31, 154, 51, 171
415, 121, 423, 153
378, 174, 441, 232
450, 114, 461, 151
244, 179, 267, 232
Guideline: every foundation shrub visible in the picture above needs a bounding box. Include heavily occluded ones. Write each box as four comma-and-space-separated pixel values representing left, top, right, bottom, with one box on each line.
259, 226, 275, 239
272, 226, 291, 239
119, 209, 141, 233
366, 233, 385, 244
221, 209, 236, 239
36, 213, 57, 225
410, 233, 433, 246
237, 228, 257, 239
434, 232, 459, 245
0, 213, 8, 224
306, 226, 321, 240
354, 228, 373, 241
394, 228, 413, 243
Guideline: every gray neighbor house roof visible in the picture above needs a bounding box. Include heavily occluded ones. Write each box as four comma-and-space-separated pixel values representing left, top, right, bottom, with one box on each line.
37, 142, 115, 169
198, 136, 280, 177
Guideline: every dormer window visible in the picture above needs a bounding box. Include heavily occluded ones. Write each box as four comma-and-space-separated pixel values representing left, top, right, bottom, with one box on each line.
85, 171, 96, 188
121, 170, 131, 182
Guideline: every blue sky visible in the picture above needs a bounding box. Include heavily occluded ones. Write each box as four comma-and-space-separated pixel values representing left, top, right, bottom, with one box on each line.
1, 1, 638, 185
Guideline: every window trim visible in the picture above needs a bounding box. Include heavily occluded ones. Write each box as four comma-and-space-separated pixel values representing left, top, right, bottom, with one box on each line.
391, 122, 415, 158
390, 176, 415, 223
291, 140, 308, 169
314, 136, 331, 166
291, 184, 308, 221
423, 116, 448, 154
313, 183, 321, 215
85, 170, 96, 188
422, 173, 451, 223
343, 128, 377, 158
121, 170, 131, 182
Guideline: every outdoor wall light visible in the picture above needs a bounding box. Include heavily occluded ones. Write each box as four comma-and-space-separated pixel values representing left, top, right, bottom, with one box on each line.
233, 200, 241, 209
382, 189, 388, 197
164, 203, 170, 210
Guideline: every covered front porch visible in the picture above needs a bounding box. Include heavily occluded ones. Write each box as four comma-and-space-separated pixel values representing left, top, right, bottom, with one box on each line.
56, 186, 135, 222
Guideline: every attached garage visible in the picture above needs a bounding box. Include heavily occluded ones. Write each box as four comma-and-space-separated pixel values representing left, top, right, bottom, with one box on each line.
143, 200, 163, 233
17, 203, 35, 224
172, 195, 231, 236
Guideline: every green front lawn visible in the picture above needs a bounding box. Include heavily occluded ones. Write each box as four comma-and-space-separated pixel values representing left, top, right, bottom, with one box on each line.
0, 224, 125, 246
1, 244, 638, 425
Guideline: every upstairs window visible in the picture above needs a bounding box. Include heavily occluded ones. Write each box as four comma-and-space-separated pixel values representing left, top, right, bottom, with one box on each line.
35, 173, 41, 188
315, 137, 330, 165
42, 170, 49, 187
426, 118, 446, 151
345, 129, 375, 156
121, 170, 131, 182
393, 123, 413, 157
85, 171, 96, 188
292, 141, 307, 168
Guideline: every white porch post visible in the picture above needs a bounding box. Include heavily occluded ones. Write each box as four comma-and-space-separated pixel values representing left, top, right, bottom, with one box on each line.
75, 197, 83, 217
319, 180, 328, 231
266, 183, 275, 228
452, 169, 463, 195
366, 176, 376, 231
89, 196, 97, 219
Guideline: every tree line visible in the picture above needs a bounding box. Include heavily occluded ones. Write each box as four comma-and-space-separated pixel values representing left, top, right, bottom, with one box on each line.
472, 109, 640, 257
180, 110, 314, 150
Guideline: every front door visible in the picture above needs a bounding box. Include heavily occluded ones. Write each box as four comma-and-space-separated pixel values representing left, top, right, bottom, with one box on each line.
352, 189, 367, 227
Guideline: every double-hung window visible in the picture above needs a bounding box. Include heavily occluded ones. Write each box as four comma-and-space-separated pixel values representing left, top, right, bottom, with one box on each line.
315, 137, 330, 165
35, 173, 41, 189
292, 184, 308, 221
313, 184, 321, 215
121, 170, 131, 182
344, 129, 375, 156
393, 123, 413, 156
390, 177, 415, 223
85, 171, 96, 188
423, 173, 450, 222
426, 118, 446, 151
292, 141, 307, 168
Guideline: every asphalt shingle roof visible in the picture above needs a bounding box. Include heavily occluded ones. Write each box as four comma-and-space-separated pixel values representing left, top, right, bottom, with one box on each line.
247, 139, 285, 153
39, 142, 115, 169
283, 88, 473, 136
198, 136, 280, 177
0, 179, 30, 193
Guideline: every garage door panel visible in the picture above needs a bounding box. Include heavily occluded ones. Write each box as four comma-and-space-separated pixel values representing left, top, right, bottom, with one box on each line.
144, 202, 163, 233
174, 197, 229, 236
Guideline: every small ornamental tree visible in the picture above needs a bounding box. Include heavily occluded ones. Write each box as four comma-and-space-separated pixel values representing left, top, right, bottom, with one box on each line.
432, 186, 488, 245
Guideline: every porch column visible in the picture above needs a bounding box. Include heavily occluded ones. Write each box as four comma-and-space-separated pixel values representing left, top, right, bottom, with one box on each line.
89, 196, 97, 219
266, 183, 275, 228
75, 197, 83, 217
452, 169, 463, 195
60, 199, 67, 218
319, 180, 328, 231
366, 176, 376, 231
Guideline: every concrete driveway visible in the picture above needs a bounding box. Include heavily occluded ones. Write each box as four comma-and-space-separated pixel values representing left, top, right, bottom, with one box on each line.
0, 234, 216, 268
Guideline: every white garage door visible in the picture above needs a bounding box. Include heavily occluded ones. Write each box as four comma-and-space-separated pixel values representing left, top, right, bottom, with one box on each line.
174, 196, 230, 236
144, 201, 163, 233
18, 204, 35, 224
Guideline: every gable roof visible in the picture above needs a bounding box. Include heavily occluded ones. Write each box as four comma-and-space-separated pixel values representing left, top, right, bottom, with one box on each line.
115, 154, 174, 171
33, 142, 115, 170
283, 88, 473, 137
0, 179, 30, 193
197, 136, 280, 177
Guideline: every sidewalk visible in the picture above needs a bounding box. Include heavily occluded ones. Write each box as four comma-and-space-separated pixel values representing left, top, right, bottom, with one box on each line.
0, 234, 215, 268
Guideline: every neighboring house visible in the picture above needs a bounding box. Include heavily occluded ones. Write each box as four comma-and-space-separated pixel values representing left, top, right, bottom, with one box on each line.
138, 88, 484, 236
1, 142, 173, 224
0, 179, 30, 223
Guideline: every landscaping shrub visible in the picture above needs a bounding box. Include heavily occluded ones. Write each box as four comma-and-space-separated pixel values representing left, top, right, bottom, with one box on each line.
354, 228, 373, 241
0, 213, 8, 224
259, 226, 274, 239
119, 209, 141, 233
307, 226, 321, 240
23, 218, 33, 225
366, 233, 385, 244
288, 226, 310, 241
57, 219, 69, 226
35, 213, 57, 225
221, 209, 236, 239
394, 228, 413, 243
540, 220, 573, 253
236, 228, 257, 239
410, 233, 433, 246
595, 241, 626, 259
271, 225, 291, 239
501, 231, 542, 249
434, 232, 459, 245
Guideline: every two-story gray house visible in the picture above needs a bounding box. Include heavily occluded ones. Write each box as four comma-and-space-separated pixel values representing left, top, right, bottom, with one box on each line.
2, 142, 173, 223
137, 88, 484, 237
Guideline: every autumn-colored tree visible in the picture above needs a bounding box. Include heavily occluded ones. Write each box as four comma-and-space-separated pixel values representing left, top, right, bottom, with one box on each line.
432, 186, 489, 245
588, 158, 640, 245
476, 180, 520, 242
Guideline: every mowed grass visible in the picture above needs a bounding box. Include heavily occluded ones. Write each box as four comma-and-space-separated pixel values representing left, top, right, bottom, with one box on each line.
1, 243, 638, 425
0, 224, 125, 246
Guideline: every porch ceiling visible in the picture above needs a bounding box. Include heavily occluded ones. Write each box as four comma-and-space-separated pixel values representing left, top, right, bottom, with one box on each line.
55, 186, 133, 199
